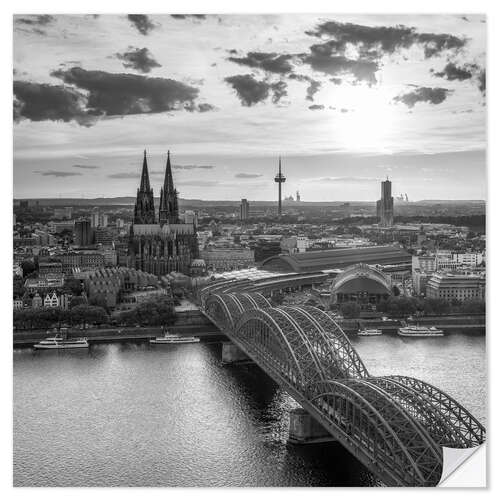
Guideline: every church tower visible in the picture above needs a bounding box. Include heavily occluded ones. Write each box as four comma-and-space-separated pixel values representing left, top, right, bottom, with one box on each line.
159, 150, 180, 225
133, 150, 156, 224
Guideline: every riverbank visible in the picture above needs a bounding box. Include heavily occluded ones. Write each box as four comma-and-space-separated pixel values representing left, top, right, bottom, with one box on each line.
13, 311, 485, 347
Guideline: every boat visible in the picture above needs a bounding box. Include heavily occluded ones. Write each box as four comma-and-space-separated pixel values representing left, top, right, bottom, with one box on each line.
150, 330, 200, 344
34, 334, 89, 349
398, 325, 444, 337
357, 328, 382, 336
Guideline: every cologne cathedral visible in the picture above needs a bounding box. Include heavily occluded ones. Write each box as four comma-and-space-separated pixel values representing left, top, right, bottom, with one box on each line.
128, 150, 198, 276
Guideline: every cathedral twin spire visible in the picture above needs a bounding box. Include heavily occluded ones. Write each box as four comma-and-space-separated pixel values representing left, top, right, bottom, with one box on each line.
133, 150, 180, 225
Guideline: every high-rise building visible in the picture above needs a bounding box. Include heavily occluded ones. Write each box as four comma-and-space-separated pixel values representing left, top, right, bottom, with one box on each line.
296, 191, 301, 202
376, 177, 394, 227
274, 156, 286, 217
128, 150, 198, 276
240, 198, 249, 220
74, 219, 93, 246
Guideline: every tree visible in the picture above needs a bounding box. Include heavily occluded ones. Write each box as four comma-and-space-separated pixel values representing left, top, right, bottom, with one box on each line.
340, 302, 361, 319
460, 300, 485, 315
377, 297, 417, 318
62, 277, 83, 296
20, 260, 35, 276
70, 305, 109, 327
422, 298, 450, 316
117, 295, 176, 327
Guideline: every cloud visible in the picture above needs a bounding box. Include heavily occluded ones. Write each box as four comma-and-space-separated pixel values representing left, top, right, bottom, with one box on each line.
35, 170, 83, 177
308, 104, 324, 110
228, 51, 294, 74
309, 176, 378, 184
72, 164, 100, 169
224, 74, 270, 106
235, 173, 263, 178
49, 67, 211, 119
13, 81, 95, 126
301, 42, 379, 84
197, 103, 216, 112
306, 20, 467, 60
393, 86, 452, 108
288, 74, 322, 101
271, 81, 287, 103
115, 47, 161, 73
478, 69, 486, 95
15, 15, 54, 26
173, 164, 215, 170
127, 15, 156, 35
171, 15, 207, 20
433, 62, 474, 81
107, 172, 138, 179
176, 180, 218, 187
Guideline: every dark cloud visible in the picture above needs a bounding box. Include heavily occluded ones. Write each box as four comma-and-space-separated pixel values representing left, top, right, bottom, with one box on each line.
478, 69, 486, 95
51, 67, 204, 117
173, 164, 215, 170
340, 108, 349, 113
433, 62, 474, 81
301, 41, 379, 84
308, 104, 324, 111
306, 80, 321, 101
224, 74, 270, 106
171, 15, 207, 20
127, 15, 155, 35
228, 51, 294, 74
393, 86, 451, 108
13, 81, 94, 126
330, 77, 342, 85
306, 20, 466, 60
197, 103, 216, 112
288, 74, 322, 101
270, 81, 287, 103
72, 164, 100, 169
15, 15, 55, 26
115, 47, 161, 73
235, 173, 263, 179
36, 170, 83, 177
16, 68, 213, 126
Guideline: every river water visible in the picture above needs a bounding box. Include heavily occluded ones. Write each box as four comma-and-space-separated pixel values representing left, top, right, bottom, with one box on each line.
13, 331, 486, 487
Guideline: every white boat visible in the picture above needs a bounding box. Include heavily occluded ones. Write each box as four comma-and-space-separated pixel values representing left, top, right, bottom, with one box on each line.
398, 325, 444, 337
150, 332, 200, 344
34, 334, 89, 349
357, 328, 382, 336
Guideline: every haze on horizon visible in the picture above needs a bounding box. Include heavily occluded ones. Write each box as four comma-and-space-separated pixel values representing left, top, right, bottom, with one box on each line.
13, 14, 486, 201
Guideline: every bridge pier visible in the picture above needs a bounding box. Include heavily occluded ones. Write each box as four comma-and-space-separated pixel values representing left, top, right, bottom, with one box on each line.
288, 408, 337, 444
221, 341, 251, 364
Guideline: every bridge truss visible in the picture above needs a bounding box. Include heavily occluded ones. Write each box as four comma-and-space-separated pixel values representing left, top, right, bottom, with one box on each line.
201, 289, 485, 486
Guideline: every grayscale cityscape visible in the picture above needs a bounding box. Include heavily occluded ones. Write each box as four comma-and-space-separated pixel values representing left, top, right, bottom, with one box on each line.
13, 13, 486, 487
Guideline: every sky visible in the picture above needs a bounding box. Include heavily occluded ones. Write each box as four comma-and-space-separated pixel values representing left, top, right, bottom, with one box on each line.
13, 14, 486, 201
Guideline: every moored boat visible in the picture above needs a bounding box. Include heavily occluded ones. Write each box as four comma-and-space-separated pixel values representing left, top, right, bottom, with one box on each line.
34, 334, 89, 349
150, 330, 200, 344
398, 325, 444, 337
357, 328, 382, 336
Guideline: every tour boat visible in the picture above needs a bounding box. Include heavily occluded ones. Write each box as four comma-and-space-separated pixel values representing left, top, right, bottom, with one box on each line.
357, 328, 382, 336
150, 331, 200, 344
34, 334, 89, 349
397, 325, 444, 337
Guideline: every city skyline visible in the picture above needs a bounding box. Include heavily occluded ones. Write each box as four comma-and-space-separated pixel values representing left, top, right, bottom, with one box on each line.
14, 14, 486, 200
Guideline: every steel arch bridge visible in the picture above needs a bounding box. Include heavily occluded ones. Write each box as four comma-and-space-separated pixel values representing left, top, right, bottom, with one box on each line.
201, 290, 485, 487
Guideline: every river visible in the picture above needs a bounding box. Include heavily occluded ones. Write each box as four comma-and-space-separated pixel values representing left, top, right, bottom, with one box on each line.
13, 331, 485, 487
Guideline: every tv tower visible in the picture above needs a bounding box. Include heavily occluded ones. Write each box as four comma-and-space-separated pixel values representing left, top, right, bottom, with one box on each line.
274, 156, 286, 217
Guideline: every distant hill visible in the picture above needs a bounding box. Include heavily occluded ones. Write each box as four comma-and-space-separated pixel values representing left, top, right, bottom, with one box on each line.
13, 197, 485, 207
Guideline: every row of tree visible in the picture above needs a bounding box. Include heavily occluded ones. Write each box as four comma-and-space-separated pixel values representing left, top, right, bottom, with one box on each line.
338, 296, 485, 319
13, 305, 109, 330
13, 294, 177, 331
